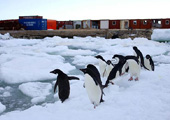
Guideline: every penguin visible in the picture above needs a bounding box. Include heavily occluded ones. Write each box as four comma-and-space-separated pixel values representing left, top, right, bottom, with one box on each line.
104, 61, 122, 87
125, 56, 141, 81
87, 64, 104, 102
133, 46, 144, 67
50, 69, 79, 103
144, 54, 154, 71
112, 54, 129, 75
95, 55, 107, 77
80, 67, 104, 108
105, 60, 114, 78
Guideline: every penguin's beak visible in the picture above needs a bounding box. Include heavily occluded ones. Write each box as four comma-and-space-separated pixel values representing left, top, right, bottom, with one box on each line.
50, 70, 55, 74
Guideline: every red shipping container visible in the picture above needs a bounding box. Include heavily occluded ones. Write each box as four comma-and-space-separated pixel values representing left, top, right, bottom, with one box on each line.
47, 19, 56, 30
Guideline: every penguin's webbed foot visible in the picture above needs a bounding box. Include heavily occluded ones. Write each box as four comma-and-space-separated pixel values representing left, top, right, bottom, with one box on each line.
135, 77, 139, 81
128, 77, 133, 81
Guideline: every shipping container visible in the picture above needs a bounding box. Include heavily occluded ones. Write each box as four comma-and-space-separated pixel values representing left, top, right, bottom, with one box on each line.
57, 21, 65, 29
65, 21, 73, 29
19, 15, 43, 19
0, 19, 23, 30
100, 20, 109, 29
73, 21, 82, 29
19, 19, 47, 30
109, 20, 120, 29
47, 19, 56, 30
92, 20, 100, 29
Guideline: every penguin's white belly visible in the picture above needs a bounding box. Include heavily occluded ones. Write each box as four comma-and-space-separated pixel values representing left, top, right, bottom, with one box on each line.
84, 74, 101, 106
127, 59, 141, 77
99, 60, 106, 77
144, 59, 152, 71
105, 65, 113, 78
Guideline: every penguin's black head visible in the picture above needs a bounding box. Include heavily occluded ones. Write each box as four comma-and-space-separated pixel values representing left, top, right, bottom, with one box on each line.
95, 55, 105, 62
133, 46, 137, 50
50, 69, 63, 74
146, 54, 151, 59
95, 55, 102, 59
106, 60, 112, 65
79, 68, 87, 74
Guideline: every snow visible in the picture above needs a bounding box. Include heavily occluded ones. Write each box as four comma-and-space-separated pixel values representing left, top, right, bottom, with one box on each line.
151, 29, 170, 41
19, 82, 52, 98
0, 31, 170, 120
0, 103, 6, 114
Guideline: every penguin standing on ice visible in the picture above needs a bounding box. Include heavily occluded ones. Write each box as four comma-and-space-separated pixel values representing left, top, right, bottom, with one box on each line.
95, 55, 107, 77
144, 54, 154, 71
80, 66, 104, 108
133, 46, 145, 67
50, 69, 79, 103
125, 56, 141, 81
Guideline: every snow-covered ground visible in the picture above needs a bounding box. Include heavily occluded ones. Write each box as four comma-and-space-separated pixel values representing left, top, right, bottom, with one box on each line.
0, 30, 170, 120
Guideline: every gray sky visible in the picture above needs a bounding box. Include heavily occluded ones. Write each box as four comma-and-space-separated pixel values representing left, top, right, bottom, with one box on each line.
0, 0, 169, 20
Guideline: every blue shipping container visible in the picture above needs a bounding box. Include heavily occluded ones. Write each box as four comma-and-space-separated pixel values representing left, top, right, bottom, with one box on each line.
19, 19, 47, 30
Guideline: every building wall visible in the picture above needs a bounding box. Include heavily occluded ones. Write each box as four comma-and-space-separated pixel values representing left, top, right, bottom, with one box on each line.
161, 19, 170, 28
100, 20, 109, 29
109, 20, 120, 29
129, 20, 141, 29
140, 19, 152, 29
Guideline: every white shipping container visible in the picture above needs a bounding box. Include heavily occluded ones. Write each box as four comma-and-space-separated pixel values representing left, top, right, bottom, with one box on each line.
100, 20, 109, 29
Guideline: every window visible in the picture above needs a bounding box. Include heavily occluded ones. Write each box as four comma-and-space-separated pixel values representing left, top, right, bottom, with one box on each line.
143, 20, 147, 25
165, 20, 169, 25
158, 20, 161, 24
112, 21, 116, 25
133, 21, 137, 25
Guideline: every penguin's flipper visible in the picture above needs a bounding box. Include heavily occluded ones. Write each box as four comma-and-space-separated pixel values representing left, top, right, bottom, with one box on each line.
54, 80, 58, 93
150, 59, 155, 71
68, 76, 80, 80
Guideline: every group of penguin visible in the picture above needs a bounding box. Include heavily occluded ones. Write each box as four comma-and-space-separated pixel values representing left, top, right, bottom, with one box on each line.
50, 46, 154, 108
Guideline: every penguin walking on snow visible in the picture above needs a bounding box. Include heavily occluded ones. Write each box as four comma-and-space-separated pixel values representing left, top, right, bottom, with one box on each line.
50, 69, 79, 103
125, 56, 141, 81
104, 60, 114, 78
80, 66, 104, 108
95, 55, 107, 77
104, 57, 125, 87
144, 54, 154, 71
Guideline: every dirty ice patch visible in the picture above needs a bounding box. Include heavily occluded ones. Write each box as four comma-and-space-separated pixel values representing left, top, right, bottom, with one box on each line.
0, 102, 6, 113
72, 55, 98, 66
19, 82, 52, 98
151, 29, 170, 41
0, 54, 75, 84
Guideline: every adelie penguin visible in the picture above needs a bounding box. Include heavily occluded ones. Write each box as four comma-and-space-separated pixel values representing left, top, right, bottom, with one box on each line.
133, 46, 145, 67
50, 69, 79, 103
125, 56, 141, 81
104, 55, 126, 87
95, 55, 107, 77
80, 65, 104, 108
144, 54, 154, 71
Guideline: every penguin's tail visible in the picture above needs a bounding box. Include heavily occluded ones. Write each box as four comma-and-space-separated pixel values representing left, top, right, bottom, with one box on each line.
68, 76, 80, 80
